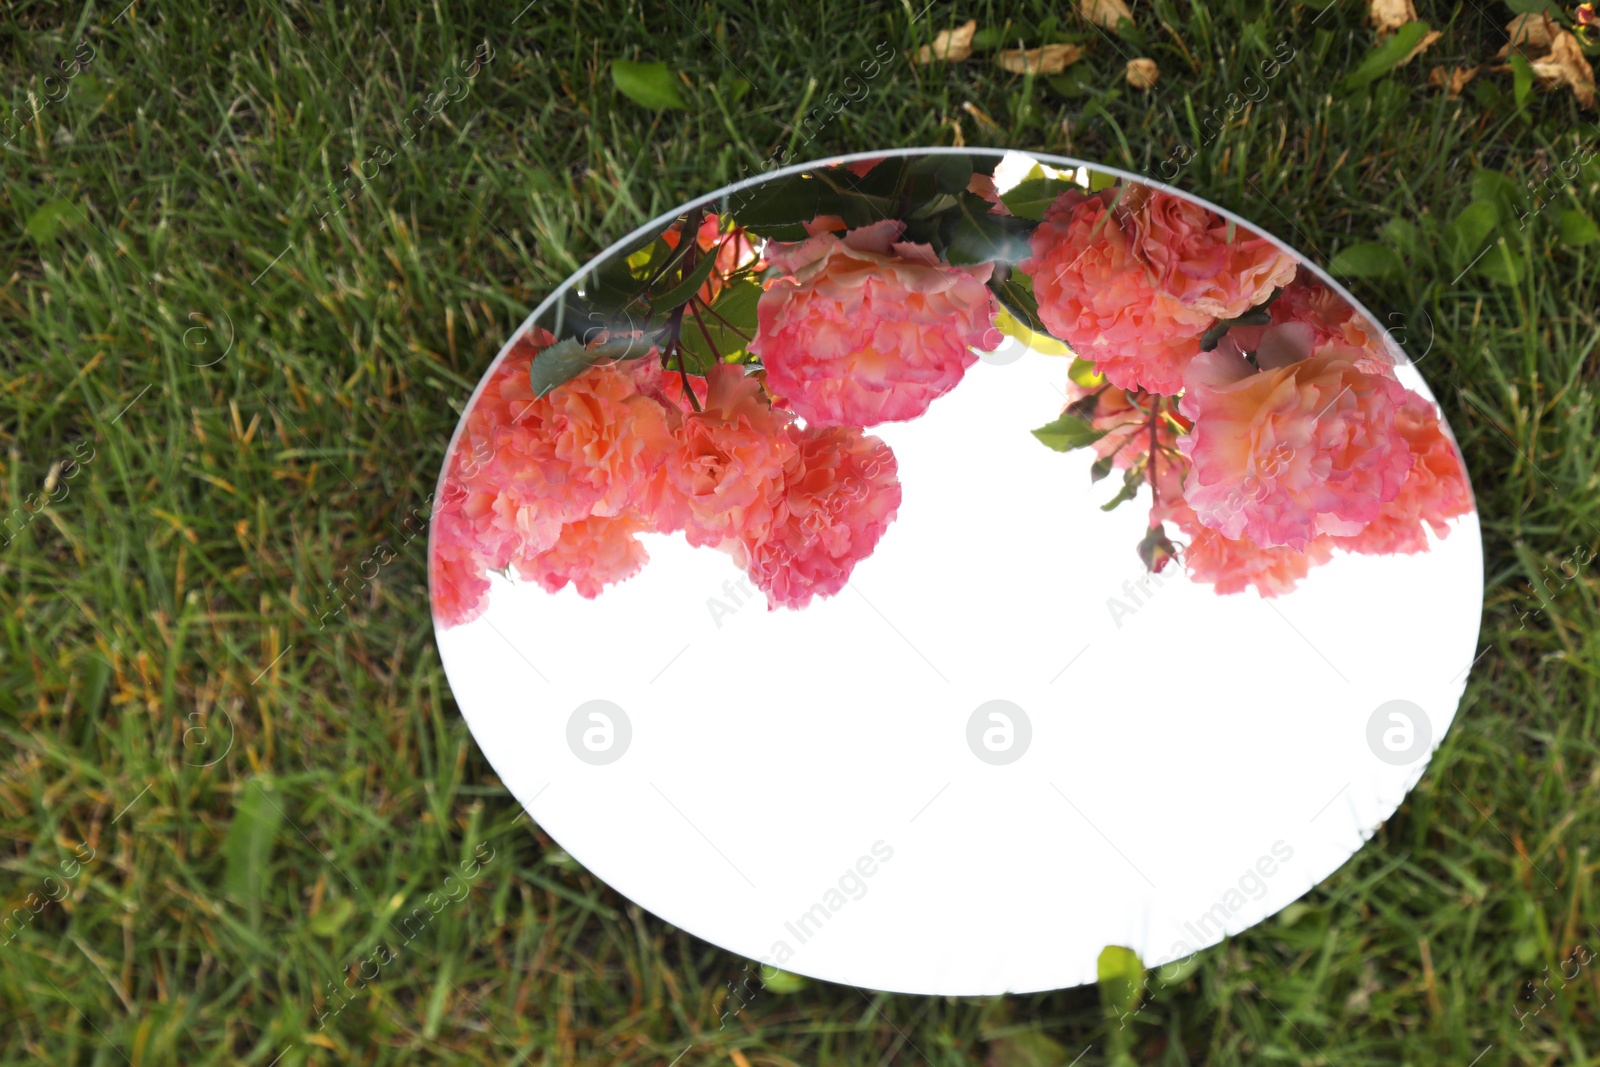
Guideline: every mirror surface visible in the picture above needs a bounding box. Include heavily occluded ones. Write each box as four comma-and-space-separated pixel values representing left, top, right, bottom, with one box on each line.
429, 149, 1481, 994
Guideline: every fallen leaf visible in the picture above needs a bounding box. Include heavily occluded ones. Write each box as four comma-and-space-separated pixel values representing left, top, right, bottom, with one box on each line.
1426, 64, 1479, 97
1496, 14, 1558, 60
1080, 0, 1135, 29
1492, 15, 1597, 109
1368, 0, 1418, 35
1126, 57, 1160, 89
1404, 29, 1442, 64
1530, 29, 1597, 108
916, 20, 977, 63
995, 43, 1085, 75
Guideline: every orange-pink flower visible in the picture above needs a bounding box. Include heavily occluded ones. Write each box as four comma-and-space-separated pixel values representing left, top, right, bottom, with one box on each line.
751, 219, 998, 427
1183, 523, 1336, 597
1227, 272, 1397, 378
429, 329, 674, 627
1124, 184, 1298, 320
1334, 391, 1472, 555
1021, 188, 1212, 395
733, 425, 902, 609
511, 512, 653, 598
1152, 489, 1334, 598
1021, 185, 1297, 395
1177, 346, 1413, 550
646, 364, 795, 548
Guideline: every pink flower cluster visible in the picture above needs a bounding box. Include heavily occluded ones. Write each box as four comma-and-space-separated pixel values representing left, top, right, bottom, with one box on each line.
751, 219, 1001, 428
1032, 185, 1471, 596
430, 333, 900, 627
1021, 185, 1298, 395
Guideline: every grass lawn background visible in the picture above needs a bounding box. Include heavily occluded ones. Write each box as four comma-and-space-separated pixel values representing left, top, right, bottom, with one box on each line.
4, 0, 1600, 1063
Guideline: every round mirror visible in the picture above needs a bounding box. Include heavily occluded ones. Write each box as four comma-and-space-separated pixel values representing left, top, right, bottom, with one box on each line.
428, 149, 1481, 995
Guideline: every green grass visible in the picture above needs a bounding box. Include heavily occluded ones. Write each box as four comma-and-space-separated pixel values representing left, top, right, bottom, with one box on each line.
4, 0, 1600, 1063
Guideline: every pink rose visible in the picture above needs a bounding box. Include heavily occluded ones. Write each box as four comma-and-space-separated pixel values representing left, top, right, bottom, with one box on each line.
733, 425, 902, 609
430, 530, 495, 628
1152, 490, 1334, 598
1334, 391, 1472, 555
750, 220, 999, 427
1228, 273, 1397, 378
1124, 184, 1298, 320
1183, 524, 1336, 597
646, 364, 795, 548
512, 512, 652, 598
429, 329, 674, 627
1177, 347, 1413, 550
1021, 186, 1298, 395
1020, 189, 1213, 395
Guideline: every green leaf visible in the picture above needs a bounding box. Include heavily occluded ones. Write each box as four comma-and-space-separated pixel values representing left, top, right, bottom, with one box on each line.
944, 206, 1035, 266
1153, 950, 1202, 986
1088, 169, 1120, 192
1068, 357, 1104, 388
1445, 200, 1499, 272
649, 248, 723, 312
1001, 176, 1082, 221
1032, 412, 1105, 452
1097, 945, 1146, 1018
728, 173, 885, 239
611, 60, 688, 110
908, 153, 974, 196
1559, 209, 1600, 246
1090, 454, 1115, 482
1381, 218, 1425, 260
1510, 53, 1534, 108
306, 896, 356, 937
1328, 241, 1403, 280
758, 967, 807, 993
1101, 465, 1144, 511
1338, 21, 1431, 93
529, 337, 651, 397
25, 199, 79, 244
679, 278, 761, 368
991, 272, 1049, 335
1470, 169, 1525, 220
970, 27, 1006, 51
908, 192, 960, 220
224, 778, 285, 929
1046, 65, 1096, 98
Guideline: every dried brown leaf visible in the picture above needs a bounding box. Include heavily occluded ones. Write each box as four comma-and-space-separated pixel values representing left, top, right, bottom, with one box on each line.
1125, 57, 1160, 89
1403, 29, 1442, 65
1426, 64, 1479, 97
1497, 13, 1559, 60
995, 43, 1085, 75
1080, 0, 1135, 29
916, 20, 978, 64
1368, 0, 1419, 35
1530, 29, 1597, 108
